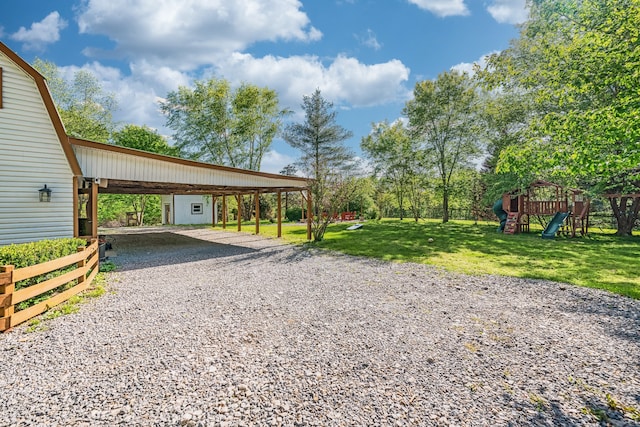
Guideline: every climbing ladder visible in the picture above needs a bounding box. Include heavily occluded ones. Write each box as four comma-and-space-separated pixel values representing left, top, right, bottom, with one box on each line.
503, 212, 519, 234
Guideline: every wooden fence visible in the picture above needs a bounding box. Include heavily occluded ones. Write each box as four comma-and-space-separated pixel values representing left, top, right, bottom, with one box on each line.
0, 240, 99, 332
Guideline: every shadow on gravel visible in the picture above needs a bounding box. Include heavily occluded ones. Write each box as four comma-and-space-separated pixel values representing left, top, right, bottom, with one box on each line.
557, 289, 640, 347
104, 232, 260, 272
506, 396, 635, 425
228, 244, 315, 265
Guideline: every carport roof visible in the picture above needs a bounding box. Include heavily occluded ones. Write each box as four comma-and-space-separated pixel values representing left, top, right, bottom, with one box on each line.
70, 137, 309, 196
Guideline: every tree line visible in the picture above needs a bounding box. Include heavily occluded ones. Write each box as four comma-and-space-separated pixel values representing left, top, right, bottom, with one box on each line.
363, 0, 640, 236
35, 0, 640, 238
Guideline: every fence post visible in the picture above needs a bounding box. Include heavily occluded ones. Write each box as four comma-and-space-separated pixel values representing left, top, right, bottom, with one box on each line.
91, 238, 99, 272
0, 265, 15, 332
77, 245, 87, 286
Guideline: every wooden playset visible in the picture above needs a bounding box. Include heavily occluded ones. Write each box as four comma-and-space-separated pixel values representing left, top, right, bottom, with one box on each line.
497, 180, 590, 238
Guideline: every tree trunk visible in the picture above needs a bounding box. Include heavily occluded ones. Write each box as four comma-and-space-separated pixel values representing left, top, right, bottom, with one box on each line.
442, 190, 449, 223
610, 196, 640, 236
242, 195, 253, 222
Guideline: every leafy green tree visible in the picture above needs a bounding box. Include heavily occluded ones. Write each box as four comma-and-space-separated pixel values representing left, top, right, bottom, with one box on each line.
160, 78, 288, 169
341, 177, 375, 219
282, 89, 358, 241
361, 120, 424, 221
481, 0, 640, 235
33, 59, 117, 142
404, 71, 483, 222
477, 91, 531, 174
372, 184, 397, 219
112, 124, 180, 156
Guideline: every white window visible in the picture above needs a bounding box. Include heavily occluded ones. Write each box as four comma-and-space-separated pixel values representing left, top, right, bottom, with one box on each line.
191, 203, 203, 215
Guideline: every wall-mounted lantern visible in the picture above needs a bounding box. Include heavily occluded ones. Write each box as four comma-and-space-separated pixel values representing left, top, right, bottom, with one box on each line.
38, 184, 52, 202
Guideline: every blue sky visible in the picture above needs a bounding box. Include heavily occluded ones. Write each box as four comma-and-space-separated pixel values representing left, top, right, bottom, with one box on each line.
1, 0, 526, 173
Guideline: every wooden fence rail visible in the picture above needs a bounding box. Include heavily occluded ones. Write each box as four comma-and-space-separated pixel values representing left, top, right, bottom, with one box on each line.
0, 240, 99, 332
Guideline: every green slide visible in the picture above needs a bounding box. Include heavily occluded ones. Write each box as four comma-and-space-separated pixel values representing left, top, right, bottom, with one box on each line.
492, 199, 507, 232
542, 211, 570, 239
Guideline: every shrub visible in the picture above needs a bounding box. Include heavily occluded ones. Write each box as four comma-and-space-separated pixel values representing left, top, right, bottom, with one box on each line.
0, 238, 90, 309
0, 238, 88, 272
286, 207, 303, 222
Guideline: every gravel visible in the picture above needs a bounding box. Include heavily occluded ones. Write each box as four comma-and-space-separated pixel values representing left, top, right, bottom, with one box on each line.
1, 227, 639, 426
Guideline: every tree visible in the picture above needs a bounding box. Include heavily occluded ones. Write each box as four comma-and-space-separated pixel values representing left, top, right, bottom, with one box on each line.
160, 78, 288, 169
361, 120, 425, 221
282, 89, 358, 241
477, 91, 531, 174
403, 71, 483, 222
480, 0, 640, 235
371, 182, 397, 219
342, 177, 375, 219
112, 124, 180, 156
33, 59, 117, 142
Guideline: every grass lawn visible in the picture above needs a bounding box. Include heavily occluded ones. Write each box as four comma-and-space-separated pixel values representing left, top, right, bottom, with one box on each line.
231, 218, 640, 299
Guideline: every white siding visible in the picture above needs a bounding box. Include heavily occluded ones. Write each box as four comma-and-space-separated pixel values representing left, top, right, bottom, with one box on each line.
0, 52, 74, 245
73, 145, 307, 189
170, 195, 214, 225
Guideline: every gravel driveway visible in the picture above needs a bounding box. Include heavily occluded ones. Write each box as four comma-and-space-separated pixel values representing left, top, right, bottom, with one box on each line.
1, 227, 639, 426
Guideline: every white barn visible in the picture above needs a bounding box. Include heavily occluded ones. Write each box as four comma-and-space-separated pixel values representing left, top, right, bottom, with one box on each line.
0, 42, 80, 245
0, 41, 311, 245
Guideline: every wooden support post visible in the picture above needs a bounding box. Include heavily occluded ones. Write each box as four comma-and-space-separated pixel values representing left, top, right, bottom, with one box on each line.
91, 181, 98, 238
255, 191, 260, 235
77, 245, 87, 286
0, 265, 15, 332
307, 189, 312, 241
222, 195, 227, 229
277, 190, 282, 238
73, 177, 79, 238
212, 196, 217, 226
301, 191, 305, 221
237, 194, 242, 232
172, 194, 175, 225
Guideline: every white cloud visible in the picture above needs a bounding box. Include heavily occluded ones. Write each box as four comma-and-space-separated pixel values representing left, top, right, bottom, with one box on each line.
260, 149, 298, 174
407, 0, 469, 17
11, 12, 67, 51
357, 29, 382, 51
216, 53, 410, 109
487, 0, 528, 24
57, 61, 191, 137
451, 51, 499, 75
77, 0, 322, 69
52, 51, 410, 150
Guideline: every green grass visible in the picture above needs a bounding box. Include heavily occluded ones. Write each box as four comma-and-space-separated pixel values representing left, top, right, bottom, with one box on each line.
241, 218, 640, 299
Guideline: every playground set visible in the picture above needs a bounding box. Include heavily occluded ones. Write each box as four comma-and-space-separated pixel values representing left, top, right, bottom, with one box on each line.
493, 180, 590, 238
